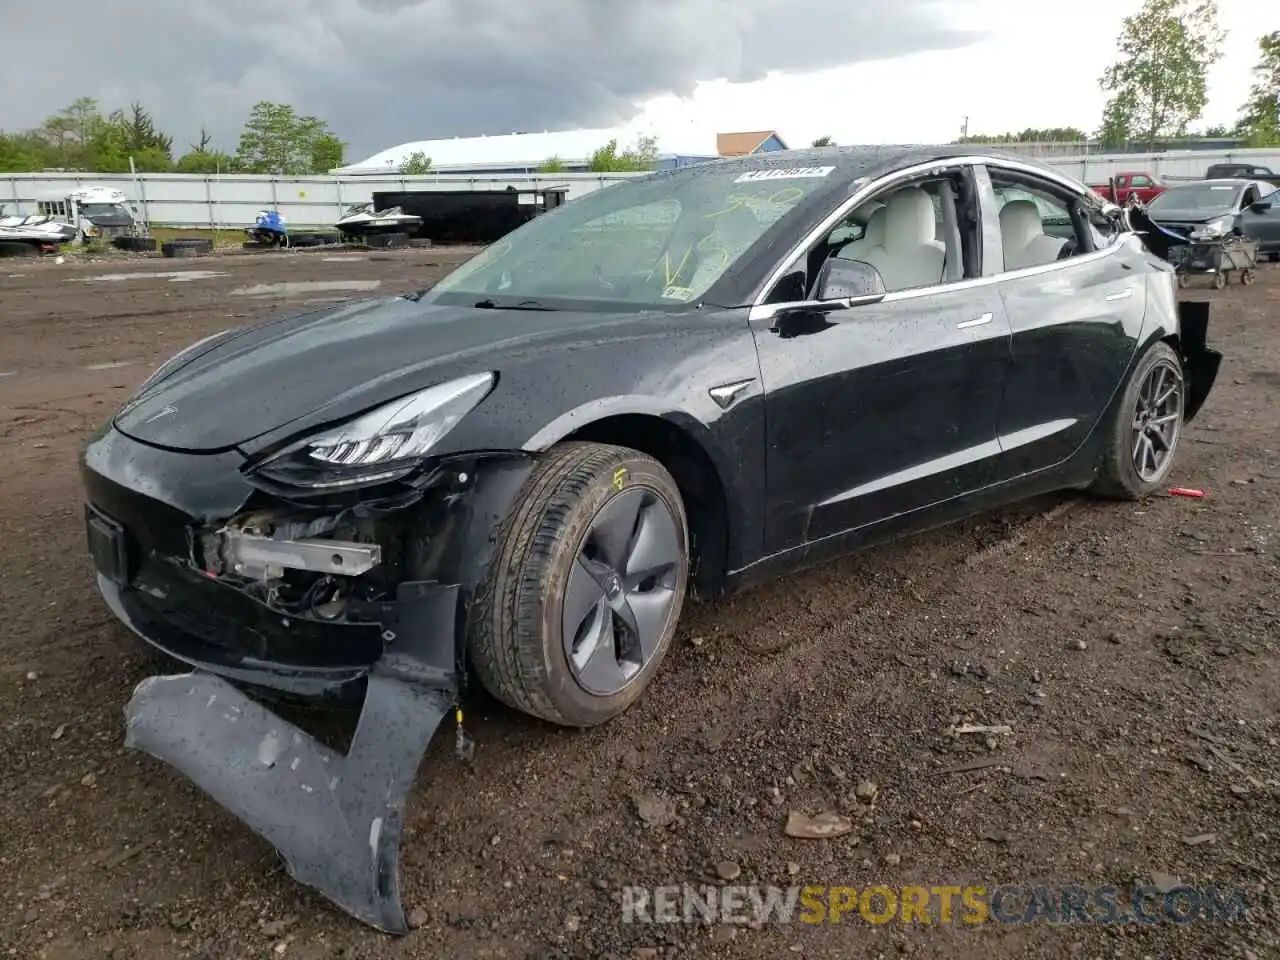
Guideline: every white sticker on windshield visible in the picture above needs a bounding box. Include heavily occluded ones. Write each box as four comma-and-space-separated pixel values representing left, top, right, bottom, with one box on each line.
1210, 185, 1234, 190
734, 166, 835, 183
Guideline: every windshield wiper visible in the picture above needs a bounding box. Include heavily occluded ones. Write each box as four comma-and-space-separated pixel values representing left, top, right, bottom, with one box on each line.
473, 298, 556, 311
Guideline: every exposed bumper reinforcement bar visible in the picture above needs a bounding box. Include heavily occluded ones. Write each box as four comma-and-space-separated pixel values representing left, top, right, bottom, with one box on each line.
122, 584, 460, 934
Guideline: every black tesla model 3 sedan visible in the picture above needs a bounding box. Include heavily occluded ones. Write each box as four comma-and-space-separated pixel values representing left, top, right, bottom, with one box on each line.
80, 145, 1221, 932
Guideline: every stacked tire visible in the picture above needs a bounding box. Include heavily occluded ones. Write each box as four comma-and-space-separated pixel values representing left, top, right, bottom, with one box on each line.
290, 231, 342, 248
112, 236, 158, 253
161, 238, 213, 259
367, 232, 410, 249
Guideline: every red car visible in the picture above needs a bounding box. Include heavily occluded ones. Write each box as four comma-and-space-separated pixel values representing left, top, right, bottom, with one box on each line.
1088, 171, 1167, 205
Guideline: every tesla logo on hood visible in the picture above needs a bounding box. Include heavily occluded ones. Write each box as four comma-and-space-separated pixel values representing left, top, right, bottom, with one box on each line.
143, 404, 178, 424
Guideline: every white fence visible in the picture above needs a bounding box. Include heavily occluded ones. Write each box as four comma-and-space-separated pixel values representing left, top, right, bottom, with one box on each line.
3, 148, 1278, 229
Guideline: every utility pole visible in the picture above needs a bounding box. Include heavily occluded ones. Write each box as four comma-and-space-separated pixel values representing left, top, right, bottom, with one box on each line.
960, 116, 970, 140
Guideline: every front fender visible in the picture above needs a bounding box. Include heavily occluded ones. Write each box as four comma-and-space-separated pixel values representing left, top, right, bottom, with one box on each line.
521, 395, 764, 577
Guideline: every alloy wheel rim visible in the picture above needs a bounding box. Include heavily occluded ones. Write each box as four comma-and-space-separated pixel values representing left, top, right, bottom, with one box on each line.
562, 487, 682, 697
1131, 359, 1183, 482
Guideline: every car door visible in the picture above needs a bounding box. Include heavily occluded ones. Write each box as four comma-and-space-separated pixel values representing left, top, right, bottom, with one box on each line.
1241, 183, 1280, 250
981, 162, 1146, 483
749, 163, 1014, 553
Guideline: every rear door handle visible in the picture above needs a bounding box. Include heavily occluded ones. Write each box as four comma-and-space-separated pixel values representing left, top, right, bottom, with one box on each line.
1105, 287, 1134, 301
957, 312, 993, 329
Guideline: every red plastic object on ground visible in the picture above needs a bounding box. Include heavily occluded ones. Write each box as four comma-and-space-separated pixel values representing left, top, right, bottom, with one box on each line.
1168, 487, 1206, 498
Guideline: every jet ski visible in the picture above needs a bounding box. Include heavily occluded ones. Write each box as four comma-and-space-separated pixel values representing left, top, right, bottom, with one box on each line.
335, 203, 422, 241
0, 214, 78, 245
245, 209, 289, 248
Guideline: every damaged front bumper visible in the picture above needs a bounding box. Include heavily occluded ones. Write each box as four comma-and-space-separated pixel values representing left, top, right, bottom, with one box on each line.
81, 425, 533, 933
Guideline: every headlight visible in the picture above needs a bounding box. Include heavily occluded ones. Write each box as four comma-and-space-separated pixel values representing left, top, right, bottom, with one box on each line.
1191, 215, 1233, 240
250, 372, 496, 490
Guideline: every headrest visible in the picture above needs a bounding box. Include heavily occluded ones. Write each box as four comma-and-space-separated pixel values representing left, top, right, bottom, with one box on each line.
999, 199, 1043, 251
883, 187, 936, 251
862, 206, 887, 245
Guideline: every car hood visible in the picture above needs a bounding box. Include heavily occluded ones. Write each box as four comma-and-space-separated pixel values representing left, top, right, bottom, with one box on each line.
1148, 207, 1232, 224
114, 296, 666, 453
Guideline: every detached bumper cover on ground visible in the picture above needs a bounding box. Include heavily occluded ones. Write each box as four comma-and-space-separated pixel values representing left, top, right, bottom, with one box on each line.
83, 425, 534, 933
123, 670, 451, 933
103, 576, 459, 933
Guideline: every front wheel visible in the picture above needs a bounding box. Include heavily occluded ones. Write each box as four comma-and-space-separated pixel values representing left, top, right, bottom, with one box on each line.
1091, 341, 1185, 500
469, 442, 689, 727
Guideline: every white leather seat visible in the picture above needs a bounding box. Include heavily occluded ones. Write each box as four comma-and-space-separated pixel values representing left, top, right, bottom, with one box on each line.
836, 206, 887, 261
1000, 199, 1068, 271
859, 188, 946, 291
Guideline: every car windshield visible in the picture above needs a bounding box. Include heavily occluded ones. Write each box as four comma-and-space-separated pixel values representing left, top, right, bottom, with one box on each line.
80, 203, 128, 218
1148, 184, 1241, 213
428, 164, 838, 309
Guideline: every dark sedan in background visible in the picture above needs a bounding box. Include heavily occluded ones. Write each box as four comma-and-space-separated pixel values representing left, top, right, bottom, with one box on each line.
1146, 178, 1280, 259
1204, 161, 1279, 187
81, 145, 1222, 932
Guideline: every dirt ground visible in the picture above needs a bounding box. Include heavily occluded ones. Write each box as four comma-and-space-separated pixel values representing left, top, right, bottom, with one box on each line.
0, 248, 1277, 960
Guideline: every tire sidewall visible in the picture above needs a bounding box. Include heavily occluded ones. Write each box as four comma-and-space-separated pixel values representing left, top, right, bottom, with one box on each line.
535, 453, 689, 726
1110, 342, 1184, 496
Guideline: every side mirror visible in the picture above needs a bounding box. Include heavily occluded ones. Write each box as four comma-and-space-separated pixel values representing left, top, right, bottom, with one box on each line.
1250, 200, 1273, 213
814, 256, 887, 304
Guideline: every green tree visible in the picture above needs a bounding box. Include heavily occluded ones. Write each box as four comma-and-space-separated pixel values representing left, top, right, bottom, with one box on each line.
400, 150, 433, 174
588, 135, 658, 172
537, 155, 567, 172
93, 105, 174, 171
0, 98, 179, 172
957, 126, 1088, 144
308, 129, 345, 174
35, 97, 103, 168
1237, 31, 1280, 146
235, 101, 346, 175
1098, 0, 1226, 145
1097, 89, 1140, 148
0, 131, 48, 172
174, 127, 238, 174
810, 135, 835, 147
174, 151, 238, 174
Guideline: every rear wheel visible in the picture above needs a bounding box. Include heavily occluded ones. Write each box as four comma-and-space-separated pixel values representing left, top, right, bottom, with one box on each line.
1213, 271, 1226, 289
469, 442, 689, 727
1091, 341, 1184, 500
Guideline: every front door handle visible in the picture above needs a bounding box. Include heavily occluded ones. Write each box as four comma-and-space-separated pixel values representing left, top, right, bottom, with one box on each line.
957, 312, 993, 329
1105, 287, 1134, 302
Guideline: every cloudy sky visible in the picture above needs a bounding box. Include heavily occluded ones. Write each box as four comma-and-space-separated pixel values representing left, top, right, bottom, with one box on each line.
0, 0, 1275, 162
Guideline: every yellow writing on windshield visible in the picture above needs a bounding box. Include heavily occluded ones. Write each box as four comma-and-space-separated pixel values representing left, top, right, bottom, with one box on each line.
704, 187, 806, 220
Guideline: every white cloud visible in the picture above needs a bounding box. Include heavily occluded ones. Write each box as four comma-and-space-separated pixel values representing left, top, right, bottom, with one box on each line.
634, 0, 1279, 147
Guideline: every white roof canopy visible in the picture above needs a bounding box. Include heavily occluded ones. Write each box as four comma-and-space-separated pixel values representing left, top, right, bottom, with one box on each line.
333, 122, 720, 174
